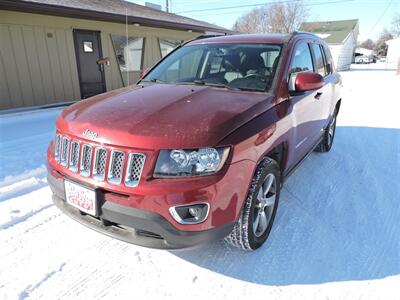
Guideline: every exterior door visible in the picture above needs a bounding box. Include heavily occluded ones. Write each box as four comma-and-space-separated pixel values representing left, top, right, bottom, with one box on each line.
73, 29, 106, 99
287, 40, 323, 158
309, 42, 331, 129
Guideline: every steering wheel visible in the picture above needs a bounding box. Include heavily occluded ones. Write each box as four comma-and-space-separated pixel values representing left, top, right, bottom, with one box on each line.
244, 73, 267, 82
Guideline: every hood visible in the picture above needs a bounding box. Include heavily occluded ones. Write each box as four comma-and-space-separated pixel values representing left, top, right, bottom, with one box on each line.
57, 84, 275, 149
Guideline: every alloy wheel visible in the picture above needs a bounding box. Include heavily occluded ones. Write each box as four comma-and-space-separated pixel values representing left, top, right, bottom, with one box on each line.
253, 173, 277, 237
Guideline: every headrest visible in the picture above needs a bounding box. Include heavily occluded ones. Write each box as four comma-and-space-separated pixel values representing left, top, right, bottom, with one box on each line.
240, 54, 265, 72
221, 54, 241, 71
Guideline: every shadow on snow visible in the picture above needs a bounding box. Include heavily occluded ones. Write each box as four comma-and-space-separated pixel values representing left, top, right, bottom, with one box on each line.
173, 126, 400, 285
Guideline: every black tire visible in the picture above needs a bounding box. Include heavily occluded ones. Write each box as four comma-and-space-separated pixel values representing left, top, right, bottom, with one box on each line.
225, 157, 281, 250
315, 108, 337, 153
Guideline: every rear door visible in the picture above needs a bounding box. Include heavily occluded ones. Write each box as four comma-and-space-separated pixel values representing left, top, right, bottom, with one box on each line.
309, 42, 331, 130
73, 29, 106, 99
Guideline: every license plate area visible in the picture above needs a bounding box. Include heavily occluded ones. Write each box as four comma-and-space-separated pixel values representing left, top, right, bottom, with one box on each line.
64, 180, 97, 216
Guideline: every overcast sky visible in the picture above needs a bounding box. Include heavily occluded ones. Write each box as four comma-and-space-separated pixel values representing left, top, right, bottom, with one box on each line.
133, 0, 400, 41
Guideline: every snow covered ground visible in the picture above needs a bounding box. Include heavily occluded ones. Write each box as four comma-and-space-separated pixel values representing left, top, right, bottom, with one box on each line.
0, 63, 399, 300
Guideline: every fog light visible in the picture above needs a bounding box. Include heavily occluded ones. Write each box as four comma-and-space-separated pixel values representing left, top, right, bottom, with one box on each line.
169, 203, 209, 225
188, 207, 202, 219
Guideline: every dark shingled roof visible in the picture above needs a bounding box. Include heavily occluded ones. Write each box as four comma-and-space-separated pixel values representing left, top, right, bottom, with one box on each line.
0, 0, 231, 33
300, 19, 359, 44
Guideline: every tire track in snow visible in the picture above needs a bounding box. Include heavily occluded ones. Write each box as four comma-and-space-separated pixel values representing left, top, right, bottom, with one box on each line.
0, 204, 53, 230
17, 263, 66, 300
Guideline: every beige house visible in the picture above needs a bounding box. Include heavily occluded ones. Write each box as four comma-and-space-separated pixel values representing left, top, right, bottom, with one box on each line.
0, 0, 229, 110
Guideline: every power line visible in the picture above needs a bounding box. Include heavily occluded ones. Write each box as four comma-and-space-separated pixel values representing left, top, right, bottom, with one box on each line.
176, 0, 355, 14
365, 0, 394, 36
176, 0, 299, 13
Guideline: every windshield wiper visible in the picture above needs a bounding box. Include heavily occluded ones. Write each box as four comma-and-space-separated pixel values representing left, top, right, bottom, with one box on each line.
142, 78, 166, 84
192, 80, 234, 90
234, 87, 264, 92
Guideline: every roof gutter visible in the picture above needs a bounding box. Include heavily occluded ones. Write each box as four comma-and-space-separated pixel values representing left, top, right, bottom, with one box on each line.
0, 0, 231, 34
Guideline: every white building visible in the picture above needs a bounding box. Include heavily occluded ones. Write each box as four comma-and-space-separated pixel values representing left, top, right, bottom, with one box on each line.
300, 19, 359, 71
385, 37, 400, 64
355, 47, 373, 56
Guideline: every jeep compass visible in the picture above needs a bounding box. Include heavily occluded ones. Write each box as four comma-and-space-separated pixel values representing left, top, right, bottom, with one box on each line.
47, 33, 341, 250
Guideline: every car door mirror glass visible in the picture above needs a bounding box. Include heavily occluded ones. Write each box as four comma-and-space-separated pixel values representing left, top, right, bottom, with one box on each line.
288, 72, 297, 92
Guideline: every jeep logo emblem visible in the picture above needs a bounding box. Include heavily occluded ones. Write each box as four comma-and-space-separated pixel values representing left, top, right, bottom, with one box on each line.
83, 129, 98, 140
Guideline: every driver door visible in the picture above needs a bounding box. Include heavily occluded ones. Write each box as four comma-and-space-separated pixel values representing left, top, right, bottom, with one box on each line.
287, 40, 323, 158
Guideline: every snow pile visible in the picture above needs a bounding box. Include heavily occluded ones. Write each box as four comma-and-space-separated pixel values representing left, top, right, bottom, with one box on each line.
0, 64, 399, 300
0, 107, 61, 180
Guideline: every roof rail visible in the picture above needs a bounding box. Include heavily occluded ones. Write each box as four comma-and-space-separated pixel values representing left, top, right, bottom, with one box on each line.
193, 34, 227, 40
181, 33, 228, 46
291, 31, 319, 38
287, 31, 318, 43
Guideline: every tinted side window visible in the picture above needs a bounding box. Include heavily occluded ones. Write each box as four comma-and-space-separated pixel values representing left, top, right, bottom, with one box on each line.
311, 43, 326, 76
322, 45, 333, 74
289, 42, 314, 74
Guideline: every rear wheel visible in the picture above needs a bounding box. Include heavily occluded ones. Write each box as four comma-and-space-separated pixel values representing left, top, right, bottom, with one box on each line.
315, 109, 337, 153
225, 157, 281, 250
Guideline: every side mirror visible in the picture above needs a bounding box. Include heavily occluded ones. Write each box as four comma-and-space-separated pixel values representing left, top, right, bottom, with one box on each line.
140, 67, 151, 78
289, 72, 324, 92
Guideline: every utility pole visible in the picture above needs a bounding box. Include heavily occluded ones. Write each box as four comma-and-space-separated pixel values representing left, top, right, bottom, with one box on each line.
166, 0, 169, 12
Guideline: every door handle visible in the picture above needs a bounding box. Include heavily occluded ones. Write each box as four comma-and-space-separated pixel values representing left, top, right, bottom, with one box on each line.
314, 92, 323, 100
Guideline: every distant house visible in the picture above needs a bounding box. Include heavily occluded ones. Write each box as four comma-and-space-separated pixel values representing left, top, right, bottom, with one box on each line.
385, 37, 400, 64
355, 47, 373, 56
300, 19, 359, 71
0, 0, 230, 110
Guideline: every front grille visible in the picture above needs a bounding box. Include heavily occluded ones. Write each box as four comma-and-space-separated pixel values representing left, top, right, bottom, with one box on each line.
53, 133, 145, 188
60, 137, 70, 167
54, 134, 61, 162
108, 150, 125, 185
125, 153, 146, 187
93, 148, 107, 181
69, 141, 80, 172
80, 144, 92, 177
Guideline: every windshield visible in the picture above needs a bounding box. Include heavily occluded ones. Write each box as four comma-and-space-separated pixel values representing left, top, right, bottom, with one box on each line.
142, 43, 282, 92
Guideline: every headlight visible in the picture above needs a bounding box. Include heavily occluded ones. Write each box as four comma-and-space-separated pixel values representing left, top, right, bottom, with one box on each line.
154, 147, 230, 177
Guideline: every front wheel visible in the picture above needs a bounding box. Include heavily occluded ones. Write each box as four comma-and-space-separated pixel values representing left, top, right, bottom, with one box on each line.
225, 157, 281, 250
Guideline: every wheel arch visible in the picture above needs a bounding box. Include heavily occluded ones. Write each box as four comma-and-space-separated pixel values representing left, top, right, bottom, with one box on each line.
253, 141, 288, 180
335, 98, 342, 113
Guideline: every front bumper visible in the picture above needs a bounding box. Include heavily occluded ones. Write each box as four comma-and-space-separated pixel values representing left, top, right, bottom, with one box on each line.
48, 172, 234, 249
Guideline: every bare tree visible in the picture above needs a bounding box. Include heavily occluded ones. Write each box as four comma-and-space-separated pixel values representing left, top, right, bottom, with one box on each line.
374, 29, 394, 56
392, 13, 400, 37
358, 39, 375, 50
233, 1, 308, 34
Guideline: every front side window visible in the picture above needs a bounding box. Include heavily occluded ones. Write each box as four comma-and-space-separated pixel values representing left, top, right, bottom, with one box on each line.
311, 43, 326, 76
289, 42, 314, 75
142, 43, 282, 92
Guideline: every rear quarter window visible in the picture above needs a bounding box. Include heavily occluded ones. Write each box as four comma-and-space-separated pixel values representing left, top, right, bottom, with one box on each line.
310, 43, 326, 76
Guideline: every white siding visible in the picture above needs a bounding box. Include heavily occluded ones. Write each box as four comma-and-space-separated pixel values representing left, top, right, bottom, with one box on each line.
332, 33, 356, 71
386, 38, 400, 64
328, 44, 342, 71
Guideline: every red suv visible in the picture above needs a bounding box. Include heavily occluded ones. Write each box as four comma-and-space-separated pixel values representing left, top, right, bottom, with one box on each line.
47, 33, 341, 250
